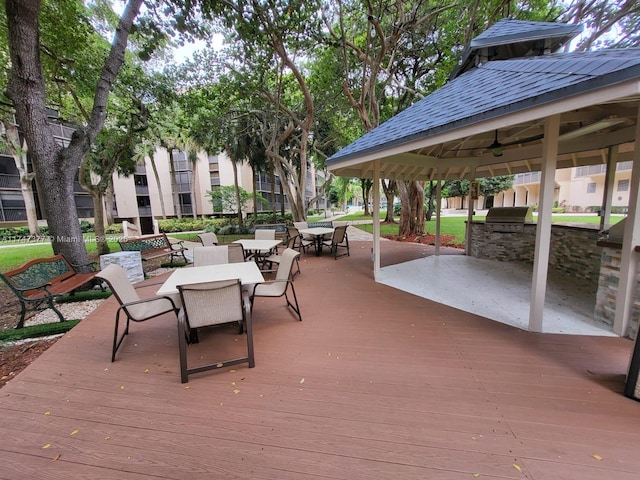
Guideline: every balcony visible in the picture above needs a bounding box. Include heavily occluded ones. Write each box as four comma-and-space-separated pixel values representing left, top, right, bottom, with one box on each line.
513, 171, 541, 185
0, 174, 20, 189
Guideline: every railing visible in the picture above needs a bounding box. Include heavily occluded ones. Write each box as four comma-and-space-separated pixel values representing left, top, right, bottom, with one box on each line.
0, 209, 27, 222
575, 164, 606, 177
0, 174, 21, 189
513, 172, 541, 185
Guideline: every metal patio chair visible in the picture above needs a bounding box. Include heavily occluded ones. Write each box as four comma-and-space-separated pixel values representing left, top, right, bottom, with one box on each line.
251, 248, 302, 321
95, 264, 179, 362
177, 278, 254, 383
322, 225, 350, 259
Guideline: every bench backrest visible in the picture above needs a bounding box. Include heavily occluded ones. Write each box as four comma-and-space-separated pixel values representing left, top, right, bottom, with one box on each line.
308, 221, 333, 229
1, 254, 74, 290
119, 234, 169, 252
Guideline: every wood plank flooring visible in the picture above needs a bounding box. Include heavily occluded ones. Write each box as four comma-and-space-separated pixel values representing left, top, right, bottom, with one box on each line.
0, 241, 637, 479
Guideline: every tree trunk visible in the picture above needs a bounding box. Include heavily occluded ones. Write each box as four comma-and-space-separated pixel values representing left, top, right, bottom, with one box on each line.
398, 181, 425, 236
270, 169, 276, 214
2, 122, 40, 235
91, 191, 109, 255
168, 150, 182, 219
231, 159, 243, 227
279, 177, 285, 217
382, 179, 396, 223
105, 182, 115, 225
252, 166, 258, 218
361, 178, 371, 216
148, 154, 166, 219
412, 181, 426, 235
5, 0, 142, 267
189, 160, 197, 219
20, 173, 39, 235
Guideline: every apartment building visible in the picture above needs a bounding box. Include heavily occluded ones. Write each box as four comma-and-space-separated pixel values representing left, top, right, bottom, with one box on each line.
0, 134, 326, 232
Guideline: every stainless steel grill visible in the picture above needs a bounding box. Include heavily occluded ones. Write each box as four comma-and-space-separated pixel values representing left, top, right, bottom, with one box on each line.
485, 207, 533, 233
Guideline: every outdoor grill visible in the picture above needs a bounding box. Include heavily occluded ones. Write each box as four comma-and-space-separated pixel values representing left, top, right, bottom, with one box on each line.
485, 206, 533, 233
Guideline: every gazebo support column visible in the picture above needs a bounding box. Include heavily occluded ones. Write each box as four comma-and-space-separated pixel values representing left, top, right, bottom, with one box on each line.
435, 170, 442, 255
529, 114, 560, 332
465, 167, 476, 255
600, 145, 618, 230
373, 160, 381, 279
615, 106, 640, 337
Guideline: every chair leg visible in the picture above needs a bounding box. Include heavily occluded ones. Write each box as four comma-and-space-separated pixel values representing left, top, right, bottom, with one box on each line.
245, 311, 255, 368
16, 302, 27, 329
178, 315, 190, 383
284, 283, 302, 321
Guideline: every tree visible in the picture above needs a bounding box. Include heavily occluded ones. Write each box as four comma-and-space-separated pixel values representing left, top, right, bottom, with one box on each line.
479, 175, 514, 209
0, 119, 39, 235
561, 0, 640, 50
207, 185, 258, 217
5, 0, 143, 267
202, 0, 324, 221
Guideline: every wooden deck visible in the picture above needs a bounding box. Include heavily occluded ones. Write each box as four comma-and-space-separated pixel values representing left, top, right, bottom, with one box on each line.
0, 241, 638, 479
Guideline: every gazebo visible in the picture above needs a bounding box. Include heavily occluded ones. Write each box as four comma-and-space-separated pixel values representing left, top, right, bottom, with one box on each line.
325, 19, 640, 398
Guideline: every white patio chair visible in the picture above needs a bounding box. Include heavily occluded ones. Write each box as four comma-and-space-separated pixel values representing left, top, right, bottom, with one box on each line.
263, 235, 301, 277
177, 278, 254, 383
251, 248, 302, 321
95, 264, 179, 362
197, 232, 219, 246
193, 245, 228, 266
254, 229, 276, 240
322, 225, 350, 259
227, 243, 246, 263
287, 226, 313, 253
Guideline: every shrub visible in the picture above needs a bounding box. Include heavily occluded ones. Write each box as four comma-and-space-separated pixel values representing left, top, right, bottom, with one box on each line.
247, 213, 293, 226
79, 220, 94, 233
105, 223, 123, 234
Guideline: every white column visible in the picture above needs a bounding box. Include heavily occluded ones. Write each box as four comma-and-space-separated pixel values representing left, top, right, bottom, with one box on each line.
529, 114, 560, 332
465, 167, 476, 256
601, 146, 618, 230
373, 161, 381, 279
435, 170, 442, 255
614, 105, 640, 336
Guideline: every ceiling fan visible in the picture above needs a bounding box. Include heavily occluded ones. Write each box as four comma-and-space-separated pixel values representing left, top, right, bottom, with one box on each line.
459, 130, 544, 157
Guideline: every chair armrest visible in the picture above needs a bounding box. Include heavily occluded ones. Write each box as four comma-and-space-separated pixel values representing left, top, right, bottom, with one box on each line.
120, 295, 178, 311
169, 240, 186, 250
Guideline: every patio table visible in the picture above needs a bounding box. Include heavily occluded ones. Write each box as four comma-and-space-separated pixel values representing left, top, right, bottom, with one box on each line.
156, 262, 265, 305
232, 239, 282, 269
298, 227, 334, 256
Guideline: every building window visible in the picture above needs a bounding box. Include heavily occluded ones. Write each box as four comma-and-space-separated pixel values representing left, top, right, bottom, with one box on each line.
586, 182, 596, 193
618, 179, 629, 192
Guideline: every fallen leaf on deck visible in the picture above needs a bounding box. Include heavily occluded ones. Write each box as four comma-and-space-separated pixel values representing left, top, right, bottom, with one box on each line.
42, 444, 51, 449
300, 378, 305, 384
472, 474, 480, 478
44, 411, 50, 416
70, 429, 79, 436
233, 389, 240, 394
513, 464, 522, 472
592, 454, 603, 461
51, 454, 61, 462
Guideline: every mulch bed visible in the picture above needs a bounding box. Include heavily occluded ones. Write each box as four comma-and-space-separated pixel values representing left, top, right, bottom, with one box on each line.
383, 232, 462, 247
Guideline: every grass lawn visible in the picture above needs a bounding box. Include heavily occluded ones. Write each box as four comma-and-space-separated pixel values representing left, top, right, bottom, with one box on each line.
0, 234, 121, 271
0, 213, 622, 271
345, 211, 622, 245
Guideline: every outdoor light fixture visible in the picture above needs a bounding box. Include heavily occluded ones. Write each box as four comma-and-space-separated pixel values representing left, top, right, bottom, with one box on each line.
560, 117, 626, 141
